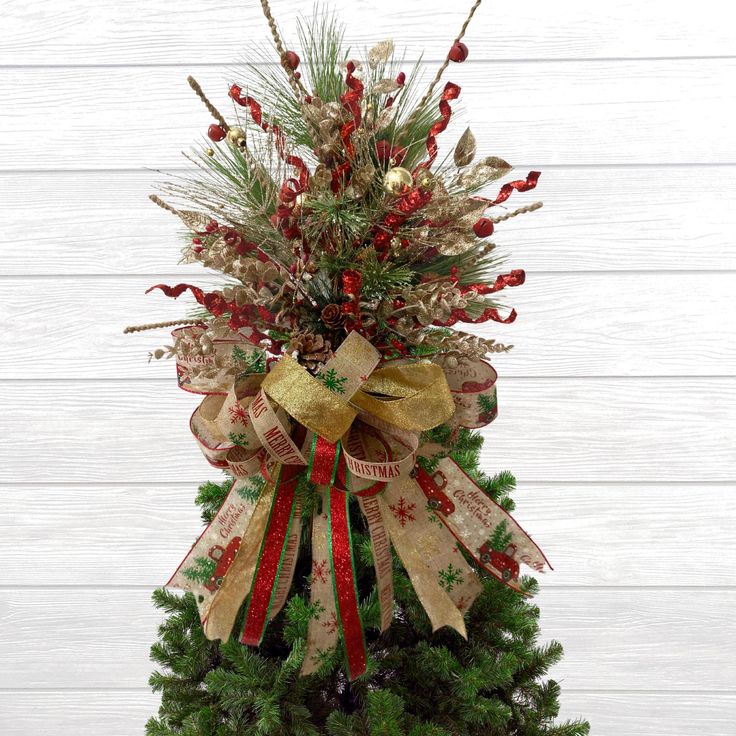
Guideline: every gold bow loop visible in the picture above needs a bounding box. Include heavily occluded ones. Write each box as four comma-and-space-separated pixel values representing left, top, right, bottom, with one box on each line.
263, 353, 455, 444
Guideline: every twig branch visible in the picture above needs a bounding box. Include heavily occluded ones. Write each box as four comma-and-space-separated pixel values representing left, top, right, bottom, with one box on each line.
404, 0, 483, 131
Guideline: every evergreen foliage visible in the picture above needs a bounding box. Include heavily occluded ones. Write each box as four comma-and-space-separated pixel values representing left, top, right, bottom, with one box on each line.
147, 430, 589, 735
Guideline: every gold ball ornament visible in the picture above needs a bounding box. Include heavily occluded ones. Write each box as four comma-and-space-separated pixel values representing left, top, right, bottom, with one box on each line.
226, 126, 246, 148
383, 166, 413, 195
416, 169, 436, 191
205, 147, 215, 157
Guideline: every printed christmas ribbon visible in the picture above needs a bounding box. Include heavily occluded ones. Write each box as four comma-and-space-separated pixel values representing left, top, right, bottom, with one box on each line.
166, 328, 549, 679
202, 479, 277, 641
167, 473, 266, 621
379, 476, 478, 636
413, 460, 551, 593
302, 490, 338, 675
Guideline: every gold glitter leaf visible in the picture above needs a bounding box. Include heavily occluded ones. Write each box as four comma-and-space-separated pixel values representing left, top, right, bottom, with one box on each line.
459, 156, 513, 188
371, 78, 401, 95
177, 210, 212, 231
434, 231, 477, 256
454, 127, 476, 167
376, 106, 396, 130
368, 40, 394, 67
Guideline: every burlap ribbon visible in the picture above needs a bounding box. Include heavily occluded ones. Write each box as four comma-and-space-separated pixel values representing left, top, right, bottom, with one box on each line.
167, 328, 550, 679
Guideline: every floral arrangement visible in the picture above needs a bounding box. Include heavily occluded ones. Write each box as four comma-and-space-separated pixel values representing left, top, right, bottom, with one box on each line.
131, 0, 548, 682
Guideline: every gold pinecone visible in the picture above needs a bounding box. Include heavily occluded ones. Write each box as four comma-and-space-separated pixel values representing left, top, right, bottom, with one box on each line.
287, 331, 333, 370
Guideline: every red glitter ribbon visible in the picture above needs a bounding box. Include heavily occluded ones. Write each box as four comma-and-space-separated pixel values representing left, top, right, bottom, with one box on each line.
328, 486, 367, 680
309, 435, 341, 486
460, 269, 526, 296
422, 82, 461, 168
339, 61, 364, 158
240, 467, 300, 646
474, 171, 541, 206
229, 85, 310, 189
146, 283, 270, 343
426, 269, 526, 327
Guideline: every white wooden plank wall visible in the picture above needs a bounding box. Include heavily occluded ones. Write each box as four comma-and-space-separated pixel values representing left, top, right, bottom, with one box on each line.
1, 1, 734, 733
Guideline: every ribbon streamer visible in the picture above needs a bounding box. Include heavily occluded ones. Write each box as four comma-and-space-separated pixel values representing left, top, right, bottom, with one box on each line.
241, 466, 300, 645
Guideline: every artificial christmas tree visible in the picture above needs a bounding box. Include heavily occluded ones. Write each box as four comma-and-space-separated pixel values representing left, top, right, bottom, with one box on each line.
130, 2, 590, 733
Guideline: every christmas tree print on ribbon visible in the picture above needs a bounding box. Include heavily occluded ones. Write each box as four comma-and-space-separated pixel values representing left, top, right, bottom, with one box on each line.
478, 392, 498, 424
232, 345, 266, 373
426, 503, 444, 527
487, 519, 514, 552
237, 477, 265, 503
182, 556, 217, 585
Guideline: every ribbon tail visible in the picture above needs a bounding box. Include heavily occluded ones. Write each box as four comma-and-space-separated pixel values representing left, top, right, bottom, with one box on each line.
379, 478, 468, 638
302, 489, 339, 675
268, 498, 302, 621
415, 459, 551, 595
241, 467, 300, 645
358, 495, 394, 631
166, 475, 265, 624
203, 476, 277, 641
328, 487, 367, 680
308, 435, 341, 486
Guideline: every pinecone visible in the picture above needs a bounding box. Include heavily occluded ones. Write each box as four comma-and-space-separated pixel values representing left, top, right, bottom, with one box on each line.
320, 303, 345, 329
287, 331, 333, 370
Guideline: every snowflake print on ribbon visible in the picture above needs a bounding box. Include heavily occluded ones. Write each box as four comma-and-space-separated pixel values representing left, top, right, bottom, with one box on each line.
228, 402, 249, 424
322, 612, 339, 634
317, 368, 347, 394
438, 562, 464, 592
309, 599, 326, 621
455, 595, 471, 612
228, 432, 250, 447
389, 496, 416, 527
312, 558, 329, 585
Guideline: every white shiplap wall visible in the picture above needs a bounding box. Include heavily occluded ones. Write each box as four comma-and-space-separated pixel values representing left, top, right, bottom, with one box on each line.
1, 1, 735, 733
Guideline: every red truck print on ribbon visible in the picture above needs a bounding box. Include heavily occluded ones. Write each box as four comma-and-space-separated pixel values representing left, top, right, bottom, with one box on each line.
203, 536, 242, 592
477, 542, 520, 582
412, 467, 455, 515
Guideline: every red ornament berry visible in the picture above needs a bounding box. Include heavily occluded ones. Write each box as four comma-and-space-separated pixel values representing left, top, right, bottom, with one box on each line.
473, 217, 494, 238
284, 50, 300, 70
205, 220, 219, 233
448, 41, 469, 63
192, 237, 202, 245
207, 124, 227, 142
396, 72, 406, 86
193, 246, 203, 253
